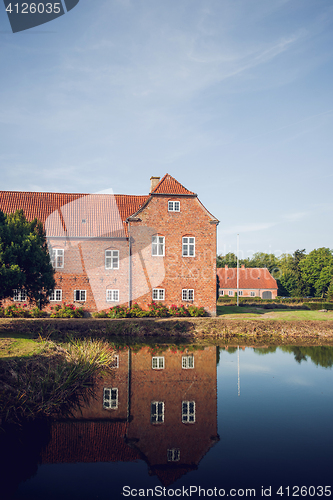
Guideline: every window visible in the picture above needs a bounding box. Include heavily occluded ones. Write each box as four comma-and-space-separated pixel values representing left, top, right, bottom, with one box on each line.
105, 250, 119, 269
151, 401, 164, 423
50, 249, 64, 268
152, 236, 165, 256
152, 356, 165, 369
228, 290, 233, 296
152, 289, 165, 301
182, 355, 194, 369
106, 289, 119, 302
238, 290, 243, 296
219, 290, 224, 296
74, 290, 86, 302
167, 449, 180, 462
182, 401, 195, 423
168, 201, 180, 212
182, 289, 194, 301
50, 289, 62, 302
182, 237, 195, 257
111, 355, 119, 368
250, 291, 255, 297
103, 388, 118, 409
13, 289, 27, 302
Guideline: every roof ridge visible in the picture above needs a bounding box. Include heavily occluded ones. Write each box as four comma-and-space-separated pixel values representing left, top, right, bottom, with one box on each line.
150, 174, 195, 195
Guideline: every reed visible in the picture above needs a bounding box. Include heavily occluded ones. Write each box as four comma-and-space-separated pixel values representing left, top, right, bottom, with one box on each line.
0, 339, 115, 425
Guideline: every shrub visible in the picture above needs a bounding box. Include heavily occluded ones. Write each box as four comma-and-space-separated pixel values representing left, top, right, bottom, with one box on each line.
187, 305, 206, 317
4, 304, 30, 318
50, 303, 85, 318
107, 305, 129, 318
147, 302, 169, 317
29, 307, 48, 318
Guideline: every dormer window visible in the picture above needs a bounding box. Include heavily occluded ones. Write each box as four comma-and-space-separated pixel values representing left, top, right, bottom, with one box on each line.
168, 201, 180, 212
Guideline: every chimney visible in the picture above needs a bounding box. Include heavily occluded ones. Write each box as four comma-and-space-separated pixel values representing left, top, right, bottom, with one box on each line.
225, 265, 228, 270
241, 264, 245, 269
150, 176, 160, 193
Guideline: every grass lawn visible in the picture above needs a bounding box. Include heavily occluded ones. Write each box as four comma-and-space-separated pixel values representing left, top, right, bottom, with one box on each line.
0, 333, 42, 359
217, 305, 333, 321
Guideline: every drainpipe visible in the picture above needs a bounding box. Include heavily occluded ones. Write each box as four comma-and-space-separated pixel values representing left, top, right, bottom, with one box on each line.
128, 221, 132, 308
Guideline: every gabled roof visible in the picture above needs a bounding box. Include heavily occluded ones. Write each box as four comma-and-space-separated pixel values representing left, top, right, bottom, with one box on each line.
0, 191, 148, 238
150, 174, 196, 196
217, 266, 278, 290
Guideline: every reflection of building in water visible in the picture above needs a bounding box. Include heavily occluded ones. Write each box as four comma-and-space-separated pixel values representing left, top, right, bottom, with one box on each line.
40, 346, 219, 485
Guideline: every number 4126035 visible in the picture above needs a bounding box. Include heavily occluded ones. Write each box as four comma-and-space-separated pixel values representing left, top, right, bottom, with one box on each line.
5, 3, 61, 14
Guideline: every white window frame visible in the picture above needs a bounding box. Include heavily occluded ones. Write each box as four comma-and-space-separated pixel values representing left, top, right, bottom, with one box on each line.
182, 237, 195, 257
152, 235, 165, 256
250, 291, 255, 297
103, 387, 118, 410
182, 401, 196, 424
219, 290, 224, 296
152, 356, 165, 369
151, 401, 164, 424
238, 290, 243, 296
167, 449, 180, 462
168, 200, 180, 212
152, 288, 165, 301
111, 354, 119, 368
13, 289, 27, 302
51, 248, 64, 269
182, 289, 194, 301
106, 289, 119, 302
182, 355, 194, 369
228, 290, 233, 296
50, 289, 62, 302
105, 250, 119, 269
74, 290, 86, 302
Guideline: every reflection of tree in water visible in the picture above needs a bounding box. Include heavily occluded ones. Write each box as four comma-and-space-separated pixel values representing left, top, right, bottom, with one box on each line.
0, 420, 51, 499
281, 346, 333, 368
253, 347, 277, 355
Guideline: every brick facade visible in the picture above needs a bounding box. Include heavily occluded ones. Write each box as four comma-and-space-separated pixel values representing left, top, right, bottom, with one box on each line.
0, 174, 219, 315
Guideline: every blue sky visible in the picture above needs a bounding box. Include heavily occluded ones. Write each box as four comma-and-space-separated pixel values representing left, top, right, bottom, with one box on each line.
1, 0, 332, 258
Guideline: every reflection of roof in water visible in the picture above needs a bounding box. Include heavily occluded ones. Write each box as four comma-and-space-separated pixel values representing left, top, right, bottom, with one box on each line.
40, 421, 141, 464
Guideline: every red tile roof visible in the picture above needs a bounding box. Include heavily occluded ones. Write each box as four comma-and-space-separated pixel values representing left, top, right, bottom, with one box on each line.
151, 174, 195, 195
217, 267, 278, 290
40, 421, 141, 464
0, 191, 148, 237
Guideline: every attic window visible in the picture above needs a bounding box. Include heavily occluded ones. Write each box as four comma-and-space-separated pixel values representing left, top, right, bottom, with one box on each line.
168, 201, 180, 212
82, 219, 86, 223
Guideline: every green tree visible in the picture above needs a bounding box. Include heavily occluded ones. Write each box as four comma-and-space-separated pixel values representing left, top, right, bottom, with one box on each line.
217, 252, 237, 268
299, 247, 333, 298
0, 210, 55, 307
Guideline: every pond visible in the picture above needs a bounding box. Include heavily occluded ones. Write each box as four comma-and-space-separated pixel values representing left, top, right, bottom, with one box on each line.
1, 345, 333, 500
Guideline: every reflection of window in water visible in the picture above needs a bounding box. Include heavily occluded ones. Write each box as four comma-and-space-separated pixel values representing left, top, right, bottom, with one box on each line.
110, 354, 119, 368
103, 388, 118, 409
182, 401, 195, 423
152, 356, 165, 369
151, 401, 164, 423
167, 448, 180, 462
182, 355, 194, 369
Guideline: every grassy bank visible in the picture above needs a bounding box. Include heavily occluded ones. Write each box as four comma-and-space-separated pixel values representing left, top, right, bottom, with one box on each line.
1, 314, 333, 350
0, 339, 115, 426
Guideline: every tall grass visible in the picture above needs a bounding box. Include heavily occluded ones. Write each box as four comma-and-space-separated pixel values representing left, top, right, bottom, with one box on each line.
0, 339, 115, 425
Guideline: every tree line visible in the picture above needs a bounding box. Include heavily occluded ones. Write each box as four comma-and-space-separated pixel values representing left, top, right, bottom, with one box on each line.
217, 249, 333, 298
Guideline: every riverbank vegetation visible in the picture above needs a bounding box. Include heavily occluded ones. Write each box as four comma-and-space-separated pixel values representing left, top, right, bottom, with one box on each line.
0, 339, 115, 425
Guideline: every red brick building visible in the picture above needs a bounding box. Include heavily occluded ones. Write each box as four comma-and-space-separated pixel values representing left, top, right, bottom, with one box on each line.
0, 174, 219, 315
217, 265, 278, 299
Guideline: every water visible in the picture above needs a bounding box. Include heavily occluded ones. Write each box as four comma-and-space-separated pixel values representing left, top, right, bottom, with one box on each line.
2, 345, 333, 499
